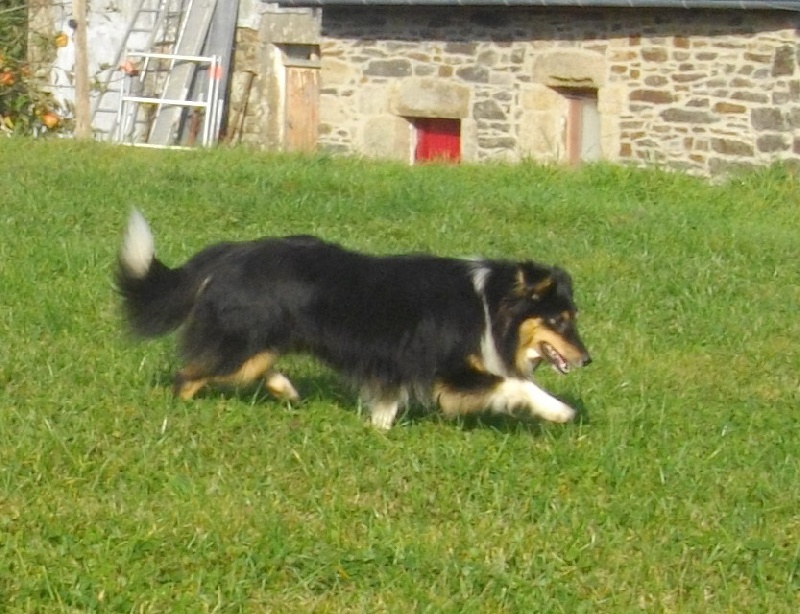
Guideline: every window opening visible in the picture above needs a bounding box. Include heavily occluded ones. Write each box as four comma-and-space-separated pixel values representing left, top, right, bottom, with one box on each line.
559, 88, 600, 165
412, 118, 461, 163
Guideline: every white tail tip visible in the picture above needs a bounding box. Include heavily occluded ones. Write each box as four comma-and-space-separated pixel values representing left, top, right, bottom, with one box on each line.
120, 209, 154, 278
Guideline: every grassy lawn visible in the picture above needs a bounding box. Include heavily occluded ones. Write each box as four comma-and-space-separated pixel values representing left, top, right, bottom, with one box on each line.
0, 139, 798, 613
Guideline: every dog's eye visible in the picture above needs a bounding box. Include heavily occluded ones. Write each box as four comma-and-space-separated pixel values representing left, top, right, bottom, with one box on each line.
547, 317, 560, 327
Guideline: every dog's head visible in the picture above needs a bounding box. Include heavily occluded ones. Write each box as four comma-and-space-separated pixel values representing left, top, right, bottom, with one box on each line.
508, 263, 591, 376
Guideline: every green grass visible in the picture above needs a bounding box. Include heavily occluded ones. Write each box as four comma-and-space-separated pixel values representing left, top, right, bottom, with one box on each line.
1, 140, 798, 613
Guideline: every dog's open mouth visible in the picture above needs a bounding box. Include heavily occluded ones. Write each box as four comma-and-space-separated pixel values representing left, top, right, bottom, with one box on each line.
540, 342, 570, 375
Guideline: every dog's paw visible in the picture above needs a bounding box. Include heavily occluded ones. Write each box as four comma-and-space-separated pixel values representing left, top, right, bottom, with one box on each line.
369, 401, 400, 430
535, 402, 576, 424
266, 372, 300, 402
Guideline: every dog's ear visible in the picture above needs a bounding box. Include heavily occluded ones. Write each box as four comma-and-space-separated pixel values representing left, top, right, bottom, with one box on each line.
530, 275, 555, 299
551, 267, 574, 301
515, 267, 555, 300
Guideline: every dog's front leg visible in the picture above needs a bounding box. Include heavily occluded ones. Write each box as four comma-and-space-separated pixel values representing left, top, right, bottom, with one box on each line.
489, 378, 576, 423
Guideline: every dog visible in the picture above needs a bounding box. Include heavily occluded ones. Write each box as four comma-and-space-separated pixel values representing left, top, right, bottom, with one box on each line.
117, 210, 591, 429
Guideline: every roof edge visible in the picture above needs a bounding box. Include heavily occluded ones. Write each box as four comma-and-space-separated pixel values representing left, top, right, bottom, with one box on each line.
273, 0, 800, 11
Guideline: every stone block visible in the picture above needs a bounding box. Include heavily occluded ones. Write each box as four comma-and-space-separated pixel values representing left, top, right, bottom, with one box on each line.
473, 99, 506, 120
359, 85, 388, 115
477, 49, 498, 67
641, 47, 669, 62
445, 42, 478, 55
661, 108, 717, 123
713, 101, 746, 114
756, 134, 789, 153
520, 84, 560, 112
751, 107, 786, 130
599, 85, 627, 115
600, 117, 620, 162
319, 97, 351, 125
260, 11, 319, 45
460, 118, 479, 163
489, 71, 513, 87
321, 57, 359, 87
672, 73, 705, 83
390, 78, 470, 118
455, 66, 490, 84
730, 91, 769, 104
532, 49, 606, 88
644, 76, 669, 86
674, 36, 691, 49
630, 89, 675, 104
711, 138, 754, 156
363, 115, 412, 161
519, 111, 561, 162
364, 59, 412, 78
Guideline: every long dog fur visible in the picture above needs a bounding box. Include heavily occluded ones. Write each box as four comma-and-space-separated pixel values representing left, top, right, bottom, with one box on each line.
117, 211, 591, 429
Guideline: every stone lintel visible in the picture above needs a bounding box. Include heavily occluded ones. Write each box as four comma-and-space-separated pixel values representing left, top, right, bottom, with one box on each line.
390, 78, 470, 119
532, 49, 606, 89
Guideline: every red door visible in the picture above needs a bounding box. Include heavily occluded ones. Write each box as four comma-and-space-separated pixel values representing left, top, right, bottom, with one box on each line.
414, 118, 460, 163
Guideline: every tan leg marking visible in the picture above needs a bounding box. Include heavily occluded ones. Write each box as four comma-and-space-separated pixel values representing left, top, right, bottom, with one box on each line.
175, 377, 208, 401
174, 362, 209, 400
174, 352, 277, 400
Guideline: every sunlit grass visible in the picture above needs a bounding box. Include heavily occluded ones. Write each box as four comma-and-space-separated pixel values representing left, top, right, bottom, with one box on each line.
1, 140, 798, 612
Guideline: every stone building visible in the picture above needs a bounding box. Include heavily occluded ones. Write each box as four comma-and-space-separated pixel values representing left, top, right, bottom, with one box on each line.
28, 1, 800, 175
251, 0, 800, 176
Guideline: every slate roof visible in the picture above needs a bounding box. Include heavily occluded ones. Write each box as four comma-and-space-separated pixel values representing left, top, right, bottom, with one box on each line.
273, 0, 800, 10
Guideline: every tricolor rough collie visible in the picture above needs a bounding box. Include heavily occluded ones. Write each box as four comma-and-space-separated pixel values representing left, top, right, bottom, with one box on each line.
117, 211, 591, 429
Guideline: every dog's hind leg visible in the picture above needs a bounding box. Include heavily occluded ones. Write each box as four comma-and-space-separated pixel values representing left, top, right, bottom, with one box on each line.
361, 385, 406, 430
173, 351, 280, 400
265, 371, 300, 402
173, 366, 210, 400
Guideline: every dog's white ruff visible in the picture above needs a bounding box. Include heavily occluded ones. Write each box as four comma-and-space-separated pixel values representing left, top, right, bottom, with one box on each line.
470, 264, 508, 377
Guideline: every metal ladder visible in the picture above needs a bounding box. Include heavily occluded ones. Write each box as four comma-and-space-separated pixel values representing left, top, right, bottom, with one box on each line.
92, 0, 222, 148
90, 0, 181, 141
146, 0, 218, 146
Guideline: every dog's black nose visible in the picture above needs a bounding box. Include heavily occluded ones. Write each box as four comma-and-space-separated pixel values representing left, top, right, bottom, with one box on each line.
581, 354, 592, 367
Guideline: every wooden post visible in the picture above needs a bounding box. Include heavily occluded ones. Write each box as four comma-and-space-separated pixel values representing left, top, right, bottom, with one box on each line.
72, 0, 91, 139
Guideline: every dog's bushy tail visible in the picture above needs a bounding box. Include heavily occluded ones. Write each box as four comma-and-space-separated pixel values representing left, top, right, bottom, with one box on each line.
116, 210, 195, 338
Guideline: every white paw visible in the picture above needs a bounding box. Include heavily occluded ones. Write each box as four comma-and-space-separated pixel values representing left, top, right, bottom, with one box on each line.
265, 373, 300, 402
533, 401, 576, 423
369, 402, 399, 430
491, 379, 576, 423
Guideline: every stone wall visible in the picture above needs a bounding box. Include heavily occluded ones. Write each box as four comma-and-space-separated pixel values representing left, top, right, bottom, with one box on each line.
228, 27, 268, 145
230, 7, 319, 148
307, 7, 800, 175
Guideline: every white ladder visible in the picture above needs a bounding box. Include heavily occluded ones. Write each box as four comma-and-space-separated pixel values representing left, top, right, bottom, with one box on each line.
117, 51, 220, 148
90, 0, 182, 141
147, 0, 218, 146
96, 0, 222, 148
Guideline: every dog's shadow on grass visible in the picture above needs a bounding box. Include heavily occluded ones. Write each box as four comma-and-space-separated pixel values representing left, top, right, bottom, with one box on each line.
150, 369, 590, 434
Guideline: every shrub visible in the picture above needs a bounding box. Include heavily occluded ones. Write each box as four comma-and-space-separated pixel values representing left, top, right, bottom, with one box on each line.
0, 1, 66, 136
